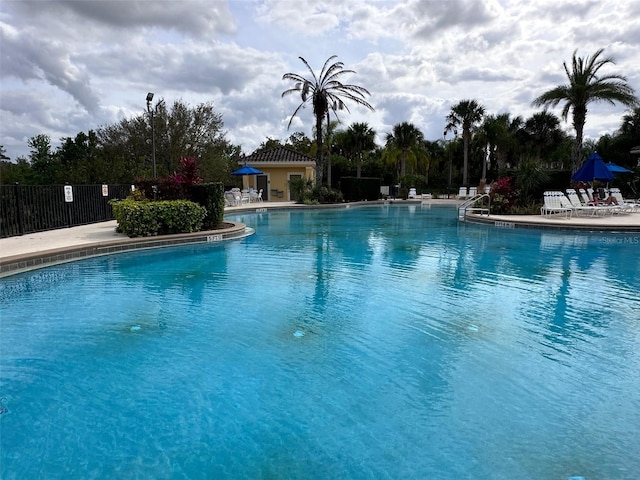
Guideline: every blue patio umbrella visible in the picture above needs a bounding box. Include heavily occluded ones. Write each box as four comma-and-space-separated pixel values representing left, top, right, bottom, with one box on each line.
231, 164, 264, 176
605, 162, 633, 174
571, 152, 614, 183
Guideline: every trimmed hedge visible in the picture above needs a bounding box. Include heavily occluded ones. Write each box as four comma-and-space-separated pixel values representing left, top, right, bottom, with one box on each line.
190, 183, 225, 229
340, 177, 381, 201
111, 199, 206, 237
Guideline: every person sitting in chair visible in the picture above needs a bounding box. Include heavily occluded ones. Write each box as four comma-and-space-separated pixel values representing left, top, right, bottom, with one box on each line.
592, 190, 619, 205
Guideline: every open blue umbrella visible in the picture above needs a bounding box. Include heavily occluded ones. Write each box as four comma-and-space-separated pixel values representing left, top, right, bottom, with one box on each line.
231, 164, 264, 176
571, 152, 614, 183
605, 162, 633, 174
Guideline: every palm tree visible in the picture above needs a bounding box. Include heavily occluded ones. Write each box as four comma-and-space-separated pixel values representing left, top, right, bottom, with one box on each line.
532, 48, 638, 172
384, 122, 425, 181
523, 111, 562, 161
620, 107, 640, 138
344, 122, 376, 177
445, 99, 485, 187
282, 56, 374, 185
481, 113, 523, 172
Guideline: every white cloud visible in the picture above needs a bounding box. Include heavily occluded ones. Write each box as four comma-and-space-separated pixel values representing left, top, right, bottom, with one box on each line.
1, 0, 638, 161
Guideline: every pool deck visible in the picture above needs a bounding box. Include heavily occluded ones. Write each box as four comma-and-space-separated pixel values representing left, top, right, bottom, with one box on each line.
1, 199, 639, 277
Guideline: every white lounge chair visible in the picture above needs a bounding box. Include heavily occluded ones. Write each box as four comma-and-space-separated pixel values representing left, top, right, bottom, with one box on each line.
541, 191, 572, 218
608, 188, 638, 212
565, 189, 600, 216
225, 192, 237, 206
408, 188, 417, 199
457, 187, 468, 199
469, 186, 478, 197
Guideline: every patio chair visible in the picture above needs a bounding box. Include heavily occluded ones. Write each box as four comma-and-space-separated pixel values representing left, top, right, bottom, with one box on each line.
457, 187, 468, 199
469, 186, 478, 197
225, 192, 237, 206
408, 188, 417, 199
541, 191, 572, 218
256, 189, 263, 202
608, 188, 638, 212
565, 189, 600, 216
578, 188, 591, 204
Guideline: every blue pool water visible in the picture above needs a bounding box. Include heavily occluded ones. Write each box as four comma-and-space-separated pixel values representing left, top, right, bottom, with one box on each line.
1, 205, 639, 479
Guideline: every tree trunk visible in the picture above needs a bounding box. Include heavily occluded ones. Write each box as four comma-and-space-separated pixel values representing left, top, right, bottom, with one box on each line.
462, 133, 469, 187
315, 113, 324, 185
572, 106, 586, 173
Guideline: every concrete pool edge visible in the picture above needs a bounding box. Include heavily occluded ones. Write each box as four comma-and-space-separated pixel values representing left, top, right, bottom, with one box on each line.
0, 222, 252, 278
3, 199, 638, 277
464, 211, 640, 232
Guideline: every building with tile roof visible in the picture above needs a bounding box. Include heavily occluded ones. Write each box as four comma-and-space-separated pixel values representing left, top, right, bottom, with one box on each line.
239, 146, 316, 201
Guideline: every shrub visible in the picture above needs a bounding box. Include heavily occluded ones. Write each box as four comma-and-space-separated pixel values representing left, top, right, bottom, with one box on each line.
314, 185, 343, 204
111, 199, 206, 237
340, 177, 381, 201
289, 177, 314, 203
190, 183, 225, 230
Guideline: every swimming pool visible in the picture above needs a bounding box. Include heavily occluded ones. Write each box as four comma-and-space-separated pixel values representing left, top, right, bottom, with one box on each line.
1, 205, 639, 479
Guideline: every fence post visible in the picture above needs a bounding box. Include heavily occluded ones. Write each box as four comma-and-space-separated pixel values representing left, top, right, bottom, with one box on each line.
15, 183, 25, 236
64, 185, 74, 227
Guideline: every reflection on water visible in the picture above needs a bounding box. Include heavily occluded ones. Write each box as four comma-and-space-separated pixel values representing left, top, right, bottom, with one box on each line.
1, 205, 639, 479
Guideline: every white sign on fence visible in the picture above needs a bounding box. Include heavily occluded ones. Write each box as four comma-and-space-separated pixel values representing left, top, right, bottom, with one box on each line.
64, 185, 73, 203
102, 184, 109, 197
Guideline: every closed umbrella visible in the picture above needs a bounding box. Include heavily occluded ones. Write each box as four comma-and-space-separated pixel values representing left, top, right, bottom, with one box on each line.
571, 152, 614, 183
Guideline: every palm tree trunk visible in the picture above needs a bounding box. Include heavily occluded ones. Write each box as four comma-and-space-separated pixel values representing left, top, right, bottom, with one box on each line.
462, 133, 469, 187
572, 107, 586, 173
315, 113, 324, 185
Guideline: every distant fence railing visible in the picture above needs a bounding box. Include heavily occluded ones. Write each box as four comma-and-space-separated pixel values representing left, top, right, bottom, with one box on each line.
1, 184, 132, 238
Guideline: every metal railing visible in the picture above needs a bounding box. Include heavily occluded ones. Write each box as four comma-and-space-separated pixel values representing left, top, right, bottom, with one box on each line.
1, 184, 132, 238
458, 193, 491, 220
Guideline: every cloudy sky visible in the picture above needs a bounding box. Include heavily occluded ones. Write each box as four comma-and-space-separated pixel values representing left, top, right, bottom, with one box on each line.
1, 0, 639, 161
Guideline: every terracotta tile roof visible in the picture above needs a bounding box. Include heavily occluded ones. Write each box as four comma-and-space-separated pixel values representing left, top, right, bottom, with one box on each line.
244, 146, 315, 164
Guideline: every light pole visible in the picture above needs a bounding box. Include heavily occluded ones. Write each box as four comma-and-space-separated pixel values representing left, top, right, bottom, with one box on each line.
146, 92, 156, 179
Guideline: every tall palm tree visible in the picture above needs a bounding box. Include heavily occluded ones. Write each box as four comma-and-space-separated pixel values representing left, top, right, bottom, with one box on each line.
481, 113, 523, 172
282, 56, 374, 185
532, 48, 638, 172
620, 107, 640, 138
523, 111, 562, 160
445, 99, 485, 187
384, 122, 425, 181
344, 122, 376, 177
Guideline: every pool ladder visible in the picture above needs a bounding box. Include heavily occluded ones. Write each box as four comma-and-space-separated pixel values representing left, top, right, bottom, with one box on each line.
458, 193, 491, 220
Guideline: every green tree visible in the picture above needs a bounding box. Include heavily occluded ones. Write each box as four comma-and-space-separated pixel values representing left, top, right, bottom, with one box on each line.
28, 134, 56, 183
481, 113, 522, 174
55, 131, 100, 183
445, 99, 486, 186
286, 132, 313, 155
619, 107, 640, 139
97, 100, 230, 183
384, 122, 427, 184
343, 122, 376, 177
522, 111, 562, 161
532, 48, 638, 172
282, 55, 374, 185
254, 138, 284, 153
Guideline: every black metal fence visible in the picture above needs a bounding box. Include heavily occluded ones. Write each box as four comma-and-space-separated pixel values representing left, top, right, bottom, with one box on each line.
1, 184, 132, 238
